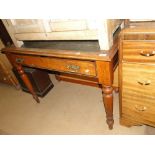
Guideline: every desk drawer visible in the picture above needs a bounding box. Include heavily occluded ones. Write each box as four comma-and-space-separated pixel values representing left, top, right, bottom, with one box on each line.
122, 63, 155, 124
122, 41, 155, 63
12, 54, 96, 77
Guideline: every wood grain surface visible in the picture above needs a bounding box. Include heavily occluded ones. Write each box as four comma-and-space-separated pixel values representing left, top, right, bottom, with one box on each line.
119, 21, 155, 127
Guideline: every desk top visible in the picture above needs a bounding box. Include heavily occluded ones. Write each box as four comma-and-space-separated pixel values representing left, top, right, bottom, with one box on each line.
23, 41, 100, 51
2, 40, 118, 61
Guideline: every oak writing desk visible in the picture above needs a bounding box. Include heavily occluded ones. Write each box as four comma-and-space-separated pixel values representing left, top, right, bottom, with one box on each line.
2, 40, 118, 129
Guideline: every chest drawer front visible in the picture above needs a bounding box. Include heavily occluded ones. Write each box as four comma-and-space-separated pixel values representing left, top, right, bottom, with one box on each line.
11, 54, 96, 77
122, 41, 155, 63
122, 63, 155, 124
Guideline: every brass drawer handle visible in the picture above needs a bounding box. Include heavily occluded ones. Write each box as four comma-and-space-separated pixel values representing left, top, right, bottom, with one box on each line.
66, 64, 80, 72
135, 104, 147, 112
140, 50, 155, 57
137, 80, 151, 85
16, 58, 24, 63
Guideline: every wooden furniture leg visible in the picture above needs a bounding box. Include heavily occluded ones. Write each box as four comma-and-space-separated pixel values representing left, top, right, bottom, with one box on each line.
16, 65, 40, 103
102, 85, 114, 129
96, 60, 114, 129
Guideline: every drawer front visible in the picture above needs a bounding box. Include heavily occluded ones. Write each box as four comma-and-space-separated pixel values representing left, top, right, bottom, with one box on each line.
122, 41, 155, 63
11, 54, 96, 77
122, 63, 155, 124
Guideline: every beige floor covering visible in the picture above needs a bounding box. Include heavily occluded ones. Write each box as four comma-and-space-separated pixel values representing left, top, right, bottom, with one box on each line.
0, 75, 155, 135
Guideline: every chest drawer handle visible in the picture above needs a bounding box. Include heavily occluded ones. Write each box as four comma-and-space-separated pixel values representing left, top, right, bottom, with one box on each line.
66, 64, 80, 72
140, 51, 155, 57
16, 58, 24, 63
137, 80, 151, 85
135, 104, 147, 112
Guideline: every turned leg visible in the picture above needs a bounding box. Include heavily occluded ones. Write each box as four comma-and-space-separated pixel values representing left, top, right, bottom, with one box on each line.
96, 60, 115, 129
16, 65, 40, 103
102, 85, 114, 130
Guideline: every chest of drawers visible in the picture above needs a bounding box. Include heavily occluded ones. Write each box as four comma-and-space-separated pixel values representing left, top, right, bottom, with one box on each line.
119, 22, 155, 127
